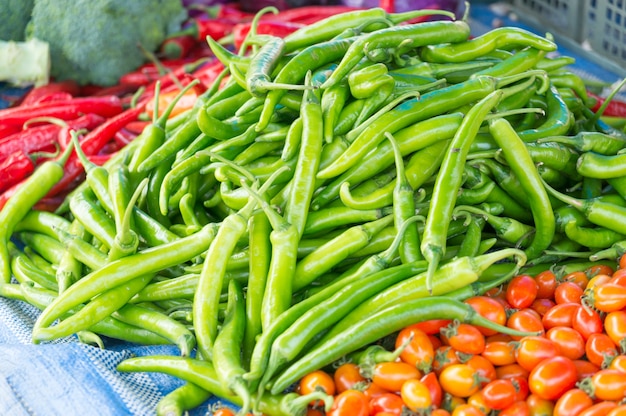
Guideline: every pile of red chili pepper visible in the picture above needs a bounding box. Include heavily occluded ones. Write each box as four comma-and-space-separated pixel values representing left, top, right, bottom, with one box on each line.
2, 3, 626, 416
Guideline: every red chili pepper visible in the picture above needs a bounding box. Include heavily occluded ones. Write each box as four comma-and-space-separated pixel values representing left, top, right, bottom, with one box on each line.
29, 92, 76, 105
194, 59, 226, 89
89, 153, 116, 166
160, 35, 200, 59
178, 17, 239, 41
0, 150, 36, 193
113, 129, 138, 147
233, 20, 304, 49
588, 91, 626, 118
0, 125, 20, 141
379, 0, 395, 13
269, 5, 361, 23
124, 120, 150, 135
46, 105, 144, 197
1, 113, 105, 158
0, 96, 124, 128
19, 80, 81, 106
139, 58, 210, 104
215, 3, 253, 20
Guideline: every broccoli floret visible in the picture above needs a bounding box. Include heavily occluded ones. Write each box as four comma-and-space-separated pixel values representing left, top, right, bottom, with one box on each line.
0, 0, 35, 41
27, 0, 187, 86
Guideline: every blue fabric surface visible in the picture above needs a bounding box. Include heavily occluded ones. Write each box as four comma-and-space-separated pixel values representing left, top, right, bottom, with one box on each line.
1, 3, 625, 415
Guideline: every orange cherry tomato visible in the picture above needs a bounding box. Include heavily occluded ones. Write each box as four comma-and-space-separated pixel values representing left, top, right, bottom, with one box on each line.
395, 324, 435, 372
334, 363, 366, 394
433, 346, 461, 376
608, 354, 626, 373
525, 393, 554, 416
372, 361, 421, 393
400, 378, 432, 412
496, 364, 530, 382
465, 354, 496, 388
579, 401, 619, 416
585, 333, 618, 368
298, 369, 336, 406
327, 389, 370, 416
587, 369, 626, 401
528, 356, 578, 401
606, 403, 626, 416
439, 364, 482, 398
467, 391, 491, 415
530, 298, 556, 316
585, 264, 614, 278
562, 270, 590, 290
545, 326, 586, 360
498, 400, 531, 416
481, 341, 517, 367
553, 388, 593, 416
515, 335, 560, 372
464, 296, 507, 336
604, 310, 626, 346
585, 272, 612, 291
591, 283, 626, 312
213, 408, 237, 416
451, 403, 486, 416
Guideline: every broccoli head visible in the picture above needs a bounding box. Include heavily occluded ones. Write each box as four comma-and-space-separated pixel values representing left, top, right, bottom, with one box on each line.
28, 0, 187, 86
0, 0, 35, 41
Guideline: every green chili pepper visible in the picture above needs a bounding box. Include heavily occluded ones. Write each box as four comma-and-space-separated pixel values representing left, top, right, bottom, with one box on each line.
518, 86, 574, 141
421, 89, 503, 293
155, 382, 211, 416
489, 117, 556, 259
564, 221, 626, 249
421, 27, 556, 63
213, 280, 251, 414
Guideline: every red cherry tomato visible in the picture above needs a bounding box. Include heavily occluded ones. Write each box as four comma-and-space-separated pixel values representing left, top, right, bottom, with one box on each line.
464, 296, 507, 336
553, 388, 593, 416
420, 371, 444, 408
534, 270, 558, 299
541, 302, 579, 329
585, 333, 618, 368
368, 392, 405, 416
506, 274, 539, 309
334, 363, 366, 394
480, 379, 516, 410
515, 336, 560, 372
545, 326, 586, 360
554, 281, 584, 304
440, 322, 486, 355
506, 309, 545, 341
395, 324, 435, 372
572, 305, 603, 339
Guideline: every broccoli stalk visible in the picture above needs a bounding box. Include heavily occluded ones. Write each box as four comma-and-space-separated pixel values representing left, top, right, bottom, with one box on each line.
27, 0, 187, 86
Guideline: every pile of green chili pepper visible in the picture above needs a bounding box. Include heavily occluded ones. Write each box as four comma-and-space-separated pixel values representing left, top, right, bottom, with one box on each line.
1, 5, 626, 415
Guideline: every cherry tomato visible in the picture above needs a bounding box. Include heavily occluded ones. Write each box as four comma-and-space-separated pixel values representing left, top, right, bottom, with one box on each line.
530, 298, 556, 316
553, 388, 593, 416
573, 359, 601, 381
534, 270, 558, 299
606, 404, 626, 416
504, 376, 528, 403
400, 378, 432, 412
528, 356, 578, 400
506, 309, 545, 341
432, 409, 452, 416
213, 408, 237, 416
525, 393, 554, 416
506, 274, 539, 309
603, 310, 626, 346
620, 254, 626, 270
327, 389, 370, 416
411, 319, 452, 335
421, 371, 444, 408
481, 341, 517, 366
562, 270, 590, 290
372, 361, 421, 393
499, 400, 531, 416
334, 363, 367, 394
587, 369, 626, 401
585, 333, 618, 368
579, 401, 619, 416
545, 326, 586, 360
433, 346, 461, 376
298, 369, 336, 406
440, 322, 485, 355
515, 336, 560, 372
586, 264, 614, 279
554, 281, 584, 304
467, 391, 491, 415
395, 324, 434, 372
363, 381, 388, 401
591, 283, 626, 312
541, 302, 579, 329
608, 354, 626, 373
368, 392, 405, 416
451, 403, 486, 416
464, 296, 507, 336
480, 379, 516, 410
486, 333, 513, 343
465, 355, 496, 388
496, 364, 529, 382
585, 272, 612, 291
572, 305, 603, 339
439, 364, 481, 398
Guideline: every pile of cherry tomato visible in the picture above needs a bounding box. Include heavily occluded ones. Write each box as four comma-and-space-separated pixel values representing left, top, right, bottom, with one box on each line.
266, 256, 626, 416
